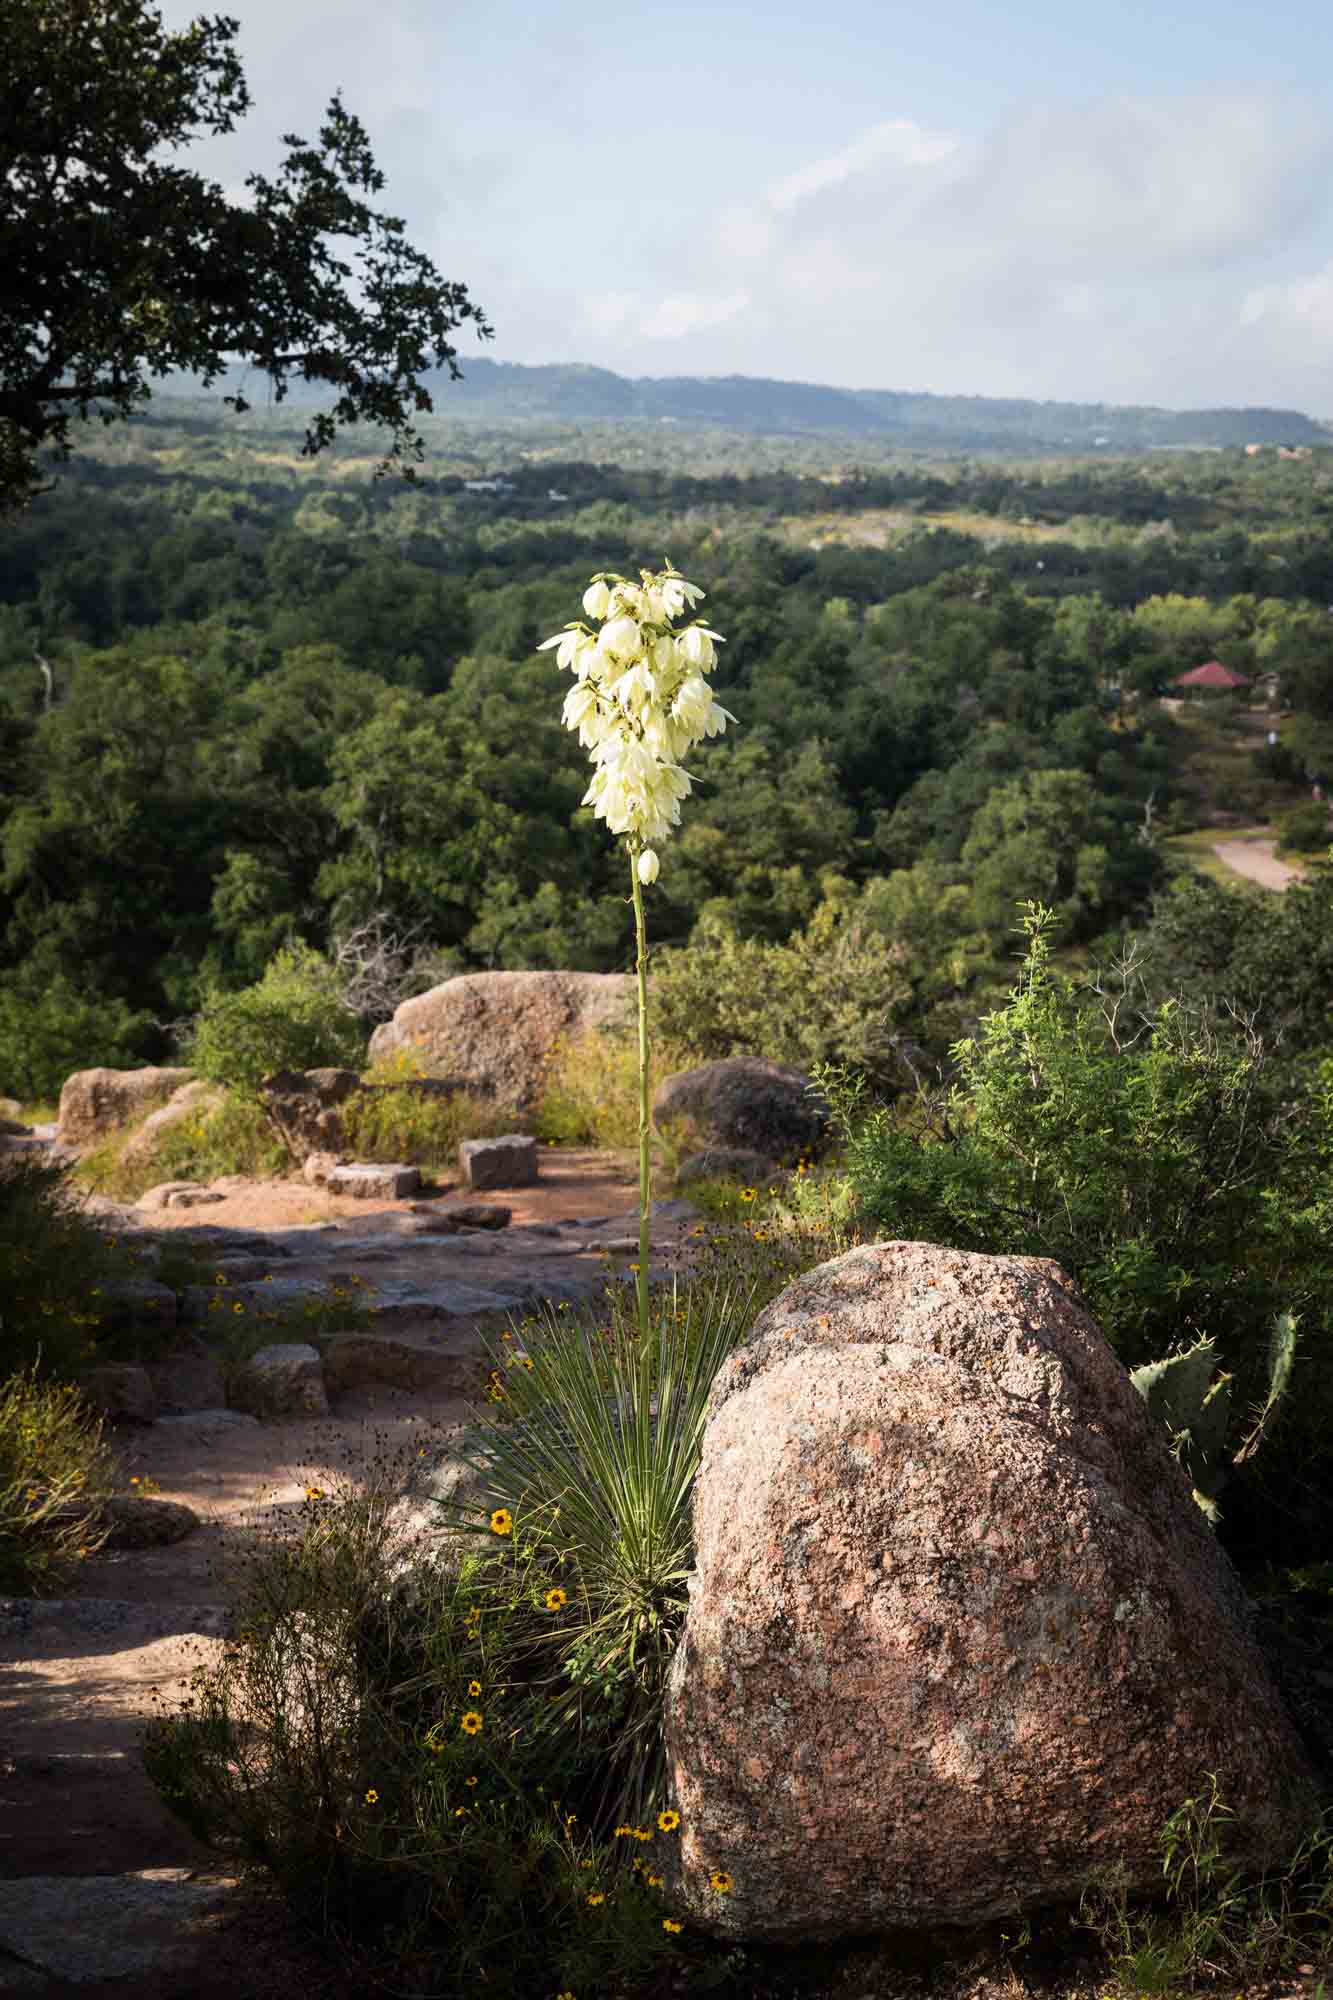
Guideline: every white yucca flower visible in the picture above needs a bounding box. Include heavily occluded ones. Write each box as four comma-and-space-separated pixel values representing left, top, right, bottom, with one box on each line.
538, 562, 730, 874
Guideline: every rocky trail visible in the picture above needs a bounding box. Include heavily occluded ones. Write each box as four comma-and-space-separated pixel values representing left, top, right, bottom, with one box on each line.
0, 1153, 699, 1994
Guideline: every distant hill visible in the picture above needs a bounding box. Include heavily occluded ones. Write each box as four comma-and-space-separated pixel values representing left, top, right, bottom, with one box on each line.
428, 360, 1327, 450
178, 358, 1328, 452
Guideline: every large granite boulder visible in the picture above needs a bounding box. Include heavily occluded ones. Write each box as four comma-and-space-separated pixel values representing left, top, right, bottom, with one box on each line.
57, 1067, 196, 1146
663, 1241, 1317, 1941
368, 970, 634, 1115
653, 1057, 830, 1164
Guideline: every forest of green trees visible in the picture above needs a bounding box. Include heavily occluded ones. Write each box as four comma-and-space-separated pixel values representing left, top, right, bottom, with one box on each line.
2, 401, 1333, 1100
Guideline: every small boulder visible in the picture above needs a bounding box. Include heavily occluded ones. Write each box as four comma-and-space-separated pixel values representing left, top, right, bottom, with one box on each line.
368, 969, 634, 1114
674, 1147, 780, 1189
56, 1066, 196, 1146
302, 1151, 342, 1187
327, 1162, 421, 1200
100, 1494, 199, 1548
229, 1342, 329, 1418
663, 1240, 1317, 1940
144, 1334, 226, 1415
135, 1182, 225, 1211
654, 1057, 830, 1164
96, 1278, 177, 1334
459, 1135, 538, 1191
80, 1363, 156, 1424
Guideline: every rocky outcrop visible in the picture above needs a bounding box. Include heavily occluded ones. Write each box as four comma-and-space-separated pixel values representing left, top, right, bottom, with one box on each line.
118, 1078, 222, 1166
259, 1067, 361, 1156
654, 1057, 830, 1164
57, 1067, 196, 1146
663, 1240, 1317, 1940
368, 970, 634, 1114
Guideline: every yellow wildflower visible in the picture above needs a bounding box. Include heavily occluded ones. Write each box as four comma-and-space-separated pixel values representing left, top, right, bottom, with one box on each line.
657, 1809, 680, 1832
460, 1711, 483, 1736
490, 1508, 513, 1536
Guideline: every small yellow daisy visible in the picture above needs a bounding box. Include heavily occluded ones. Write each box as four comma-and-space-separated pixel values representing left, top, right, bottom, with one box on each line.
738, 1188, 757, 1203
465, 1775, 478, 1787
364, 1788, 379, 1804
545, 1586, 568, 1611
305, 1485, 324, 1501
657, 1809, 680, 1832
663, 1918, 683, 1933
454, 1806, 469, 1818
585, 1891, 605, 1907
490, 1508, 513, 1536
710, 1870, 733, 1894
461, 1711, 483, 1735
468, 1679, 482, 1696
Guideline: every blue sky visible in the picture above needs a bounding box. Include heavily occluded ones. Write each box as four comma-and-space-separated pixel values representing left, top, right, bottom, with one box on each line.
158, 0, 1333, 412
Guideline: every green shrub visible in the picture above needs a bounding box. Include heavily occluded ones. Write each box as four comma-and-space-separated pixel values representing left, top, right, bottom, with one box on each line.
827, 905, 1333, 1562
0, 968, 154, 1104
145, 1452, 684, 2000
190, 943, 365, 1099
1276, 802, 1333, 855
0, 1368, 114, 1593
144, 1212, 858, 1993
0, 1156, 124, 1377
652, 898, 910, 1092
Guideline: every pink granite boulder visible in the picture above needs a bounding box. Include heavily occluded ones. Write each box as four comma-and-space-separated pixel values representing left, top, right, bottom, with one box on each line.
662, 1241, 1317, 1940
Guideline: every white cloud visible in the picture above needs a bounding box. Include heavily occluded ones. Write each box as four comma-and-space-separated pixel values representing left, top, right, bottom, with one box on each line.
766, 118, 959, 213
639, 290, 752, 342
584, 88, 1333, 407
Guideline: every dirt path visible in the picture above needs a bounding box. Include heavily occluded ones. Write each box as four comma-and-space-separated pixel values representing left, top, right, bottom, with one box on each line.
1210, 836, 1305, 890
0, 1153, 698, 1994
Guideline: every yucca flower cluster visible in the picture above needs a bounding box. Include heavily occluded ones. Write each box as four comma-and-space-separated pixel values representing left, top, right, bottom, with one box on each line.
538, 564, 732, 883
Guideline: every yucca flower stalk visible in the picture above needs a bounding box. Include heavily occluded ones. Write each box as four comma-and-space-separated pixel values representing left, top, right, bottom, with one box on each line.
539, 563, 733, 1339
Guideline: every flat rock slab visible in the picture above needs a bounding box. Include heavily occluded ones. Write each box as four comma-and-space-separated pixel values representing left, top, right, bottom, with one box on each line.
0, 1868, 240, 1984
328, 1162, 421, 1199
0, 1597, 230, 1641
153, 1409, 260, 1438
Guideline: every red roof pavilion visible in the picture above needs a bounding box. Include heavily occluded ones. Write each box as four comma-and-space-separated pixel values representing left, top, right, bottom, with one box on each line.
1172, 660, 1251, 689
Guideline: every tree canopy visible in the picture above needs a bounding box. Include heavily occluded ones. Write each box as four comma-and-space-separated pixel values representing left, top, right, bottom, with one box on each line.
0, 0, 491, 510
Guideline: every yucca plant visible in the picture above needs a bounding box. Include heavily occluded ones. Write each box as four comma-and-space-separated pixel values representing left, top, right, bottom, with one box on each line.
427, 1273, 756, 1835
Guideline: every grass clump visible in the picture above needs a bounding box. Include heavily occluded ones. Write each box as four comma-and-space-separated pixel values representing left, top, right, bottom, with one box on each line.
531, 1024, 694, 1149
343, 1051, 513, 1166
1080, 1776, 1333, 1995
74, 1091, 287, 1202
0, 1367, 114, 1592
